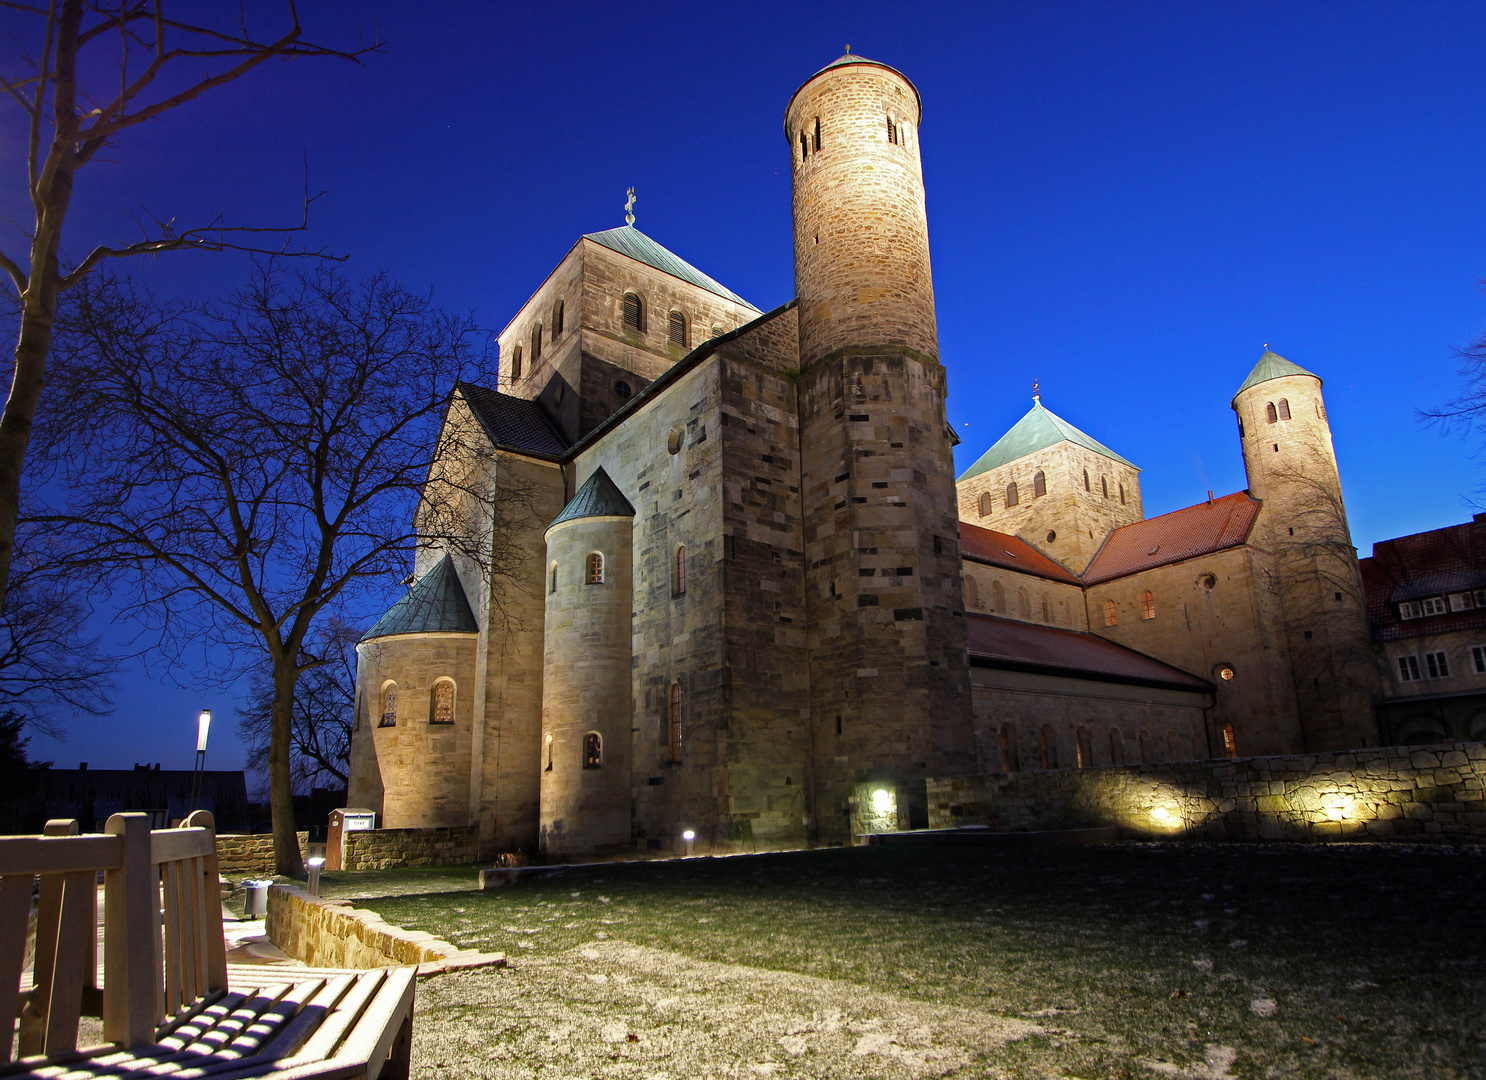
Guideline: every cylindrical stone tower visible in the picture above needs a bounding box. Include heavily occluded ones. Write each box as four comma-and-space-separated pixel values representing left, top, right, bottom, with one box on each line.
539, 468, 635, 858
785, 54, 973, 845
1232, 348, 1379, 751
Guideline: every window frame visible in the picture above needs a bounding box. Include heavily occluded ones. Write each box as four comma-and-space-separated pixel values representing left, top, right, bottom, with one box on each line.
667, 682, 683, 764
510, 344, 523, 381
378, 681, 398, 728
1004, 481, 1018, 508
1103, 599, 1117, 627
1397, 654, 1421, 682
1032, 470, 1046, 497
668, 310, 688, 348
673, 544, 687, 596
586, 551, 605, 585
1266, 402, 1278, 424
1424, 650, 1450, 679
429, 679, 456, 725
1472, 645, 1486, 675
1140, 591, 1156, 620
583, 731, 603, 769
622, 291, 644, 330
1277, 398, 1291, 420
978, 491, 992, 516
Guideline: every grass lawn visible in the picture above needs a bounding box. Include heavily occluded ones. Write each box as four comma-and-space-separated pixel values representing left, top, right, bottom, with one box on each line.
354, 842, 1485, 1079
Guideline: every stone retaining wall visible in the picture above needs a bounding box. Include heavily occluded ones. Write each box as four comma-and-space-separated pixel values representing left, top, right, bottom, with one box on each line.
340, 825, 478, 870
216, 832, 308, 877
927, 741, 1486, 842
266, 884, 503, 975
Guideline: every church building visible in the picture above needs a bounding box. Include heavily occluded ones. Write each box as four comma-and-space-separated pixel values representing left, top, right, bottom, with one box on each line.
347, 53, 1385, 859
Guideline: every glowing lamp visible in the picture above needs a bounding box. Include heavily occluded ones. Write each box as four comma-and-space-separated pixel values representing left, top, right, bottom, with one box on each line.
871, 788, 894, 814
1151, 806, 1172, 824
681, 830, 695, 841
196, 710, 212, 753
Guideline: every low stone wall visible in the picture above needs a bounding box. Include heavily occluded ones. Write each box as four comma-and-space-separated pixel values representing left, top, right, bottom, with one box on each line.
928, 741, 1486, 842
217, 832, 308, 877
266, 884, 504, 975
341, 825, 478, 870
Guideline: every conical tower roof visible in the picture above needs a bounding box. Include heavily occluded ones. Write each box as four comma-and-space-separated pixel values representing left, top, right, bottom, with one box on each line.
360, 554, 477, 642
1233, 347, 1319, 401
549, 467, 635, 530
958, 400, 1136, 482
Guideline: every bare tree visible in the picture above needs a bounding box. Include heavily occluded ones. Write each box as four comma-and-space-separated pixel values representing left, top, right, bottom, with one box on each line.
237, 618, 357, 793
1425, 280, 1486, 461
30, 265, 524, 874
0, 2, 378, 617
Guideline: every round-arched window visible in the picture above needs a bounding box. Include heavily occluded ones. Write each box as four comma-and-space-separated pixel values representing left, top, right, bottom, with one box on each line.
583, 731, 602, 769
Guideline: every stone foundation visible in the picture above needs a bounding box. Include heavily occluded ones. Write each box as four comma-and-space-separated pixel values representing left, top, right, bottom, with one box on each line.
216, 832, 308, 877
266, 884, 504, 975
928, 741, 1486, 842
340, 825, 479, 870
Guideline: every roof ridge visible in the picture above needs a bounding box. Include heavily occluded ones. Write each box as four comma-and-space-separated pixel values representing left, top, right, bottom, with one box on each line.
582, 225, 760, 311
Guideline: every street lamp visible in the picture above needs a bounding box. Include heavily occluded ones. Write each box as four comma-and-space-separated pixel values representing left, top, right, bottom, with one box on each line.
190, 710, 211, 812
682, 829, 695, 857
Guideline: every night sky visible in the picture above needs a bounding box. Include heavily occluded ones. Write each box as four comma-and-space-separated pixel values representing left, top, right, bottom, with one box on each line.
3, 1, 1484, 783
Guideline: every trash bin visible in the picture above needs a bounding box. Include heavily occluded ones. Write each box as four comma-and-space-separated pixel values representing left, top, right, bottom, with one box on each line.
241, 879, 272, 919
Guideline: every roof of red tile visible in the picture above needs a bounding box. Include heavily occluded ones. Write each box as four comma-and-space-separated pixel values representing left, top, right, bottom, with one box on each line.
1082, 491, 1260, 584
1361, 515, 1486, 641
967, 613, 1212, 691
959, 522, 1081, 584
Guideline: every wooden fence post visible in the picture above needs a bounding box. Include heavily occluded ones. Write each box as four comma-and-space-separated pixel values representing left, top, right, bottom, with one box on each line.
103, 813, 158, 1048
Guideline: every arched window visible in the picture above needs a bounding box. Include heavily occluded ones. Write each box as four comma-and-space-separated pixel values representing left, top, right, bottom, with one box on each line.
1265, 402, 1277, 424
1109, 728, 1125, 766
1103, 599, 1117, 627
1000, 724, 1019, 772
978, 491, 992, 516
886, 115, 898, 144
1277, 398, 1291, 420
1033, 470, 1046, 497
1083, 469, 1090, 492
1119, 483, 1126, 505
1076, 728, 1092, 769
1238, 419, 1245, 438
623, 292, 643, 330
583, 731, 602, 769
1005, 481, 1019, 508
552, 299, 564, 336
799, 130, 809, 161
667, 425, 683, 454
1140, 591, 1156, 620
667, 682, 683, 763
991, 580, 1005, 612
511, 344, 523, 381
379, 683, 398, 728
964, 576, 979, 610
812, 116, 821, 151
1139, 730, 1152, 763
531, 324, 542, 362
1221, 721, 1238, 758
1167, 731, 1182, 761
544, 734, 554, 771
669, 311, 687, 347
549, 561, 558, 594
673, 544, 687, 595
586, 551, 604, 585
1059, 599, 1070, 626
1039, 595, 1050, 622
1039, 726, 1058, 770
430, 679, 455, 725
1018, 587, 1030, 619
1101, 476, 1108, 499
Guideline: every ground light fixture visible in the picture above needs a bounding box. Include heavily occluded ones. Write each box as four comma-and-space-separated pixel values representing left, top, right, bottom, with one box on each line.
306, 856, 326, 896
190, 709, 211, 812
682, 829, 695, 856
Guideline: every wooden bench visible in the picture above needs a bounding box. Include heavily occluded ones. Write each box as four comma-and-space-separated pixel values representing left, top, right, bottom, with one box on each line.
1, 811, 415, 1079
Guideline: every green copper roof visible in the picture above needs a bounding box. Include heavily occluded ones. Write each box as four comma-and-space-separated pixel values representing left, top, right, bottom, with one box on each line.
550, 467, 635, 530
958, 400, 1136, 482
583, 226, 760, 312
361, 555, 477, 642
1234, 348, 1319, 400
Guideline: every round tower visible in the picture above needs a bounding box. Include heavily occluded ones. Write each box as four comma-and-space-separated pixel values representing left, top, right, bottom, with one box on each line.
1231, 348, 1379, 751
786, 53, 935, 367
539, 468, 634, 858
784, 55, 973, 846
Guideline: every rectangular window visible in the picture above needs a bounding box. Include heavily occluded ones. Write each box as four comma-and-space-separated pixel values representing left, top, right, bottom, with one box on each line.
1397, 655, 1420, 682
1450, 592, 1476, 612
1422, 597, 1448, 616
1398, 601, 1422, 621
1472, 645, 1486, 674
1425, 650, 1450, 678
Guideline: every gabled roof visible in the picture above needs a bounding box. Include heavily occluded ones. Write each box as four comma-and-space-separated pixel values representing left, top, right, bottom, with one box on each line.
361, 555, 478, 642
1361, 514, 1486, 642
966, 613, 1211, 692
583, 226, 760, 312
959, 521, 1081, 585
457, 382, 568, 459
958, 400, 1136, 482
549, 467, 635, 529
1233, 348, 1319, 400
1083, 491, 1260, 584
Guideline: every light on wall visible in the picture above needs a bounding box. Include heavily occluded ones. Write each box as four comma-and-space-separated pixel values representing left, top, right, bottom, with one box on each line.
1151, 805, 1173, 824
871, 788, 895, 814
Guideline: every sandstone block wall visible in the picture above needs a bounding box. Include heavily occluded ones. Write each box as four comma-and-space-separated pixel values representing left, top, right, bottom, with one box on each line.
216, 832, 308, 877
340, 825, 479, 870
962, 563, 1086, 630
928, 741, 1486, 842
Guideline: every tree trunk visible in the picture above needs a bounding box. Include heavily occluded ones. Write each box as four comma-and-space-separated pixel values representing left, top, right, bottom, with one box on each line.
269, 662, 306, 876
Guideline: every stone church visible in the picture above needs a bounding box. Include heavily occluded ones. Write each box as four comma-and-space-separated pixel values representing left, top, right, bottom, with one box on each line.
346, 53, 1383, 859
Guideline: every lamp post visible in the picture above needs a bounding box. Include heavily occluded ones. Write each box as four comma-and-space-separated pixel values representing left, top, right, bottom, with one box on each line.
190, 709, 211, 812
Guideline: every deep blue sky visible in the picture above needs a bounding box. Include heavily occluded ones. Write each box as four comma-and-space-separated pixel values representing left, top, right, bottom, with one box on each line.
4, 1, 1485, 779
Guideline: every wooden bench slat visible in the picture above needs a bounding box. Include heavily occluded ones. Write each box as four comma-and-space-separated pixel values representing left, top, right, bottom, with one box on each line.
40, 871, 95, 1056
245, 977, 354, 1065
305, 968, 413, 1079
0, 837, 122, 878
273, 972, 385, 1069
148, 832, 213, 868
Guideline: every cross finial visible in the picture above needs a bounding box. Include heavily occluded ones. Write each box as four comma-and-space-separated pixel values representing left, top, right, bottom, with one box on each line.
624, 187, 636, 227
1032, 379, 1040, 403
844, 44, 851, 53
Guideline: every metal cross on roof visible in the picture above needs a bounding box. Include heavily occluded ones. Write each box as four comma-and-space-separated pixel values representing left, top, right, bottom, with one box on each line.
1032, 379, 1040, 403
624, 186, 636, 227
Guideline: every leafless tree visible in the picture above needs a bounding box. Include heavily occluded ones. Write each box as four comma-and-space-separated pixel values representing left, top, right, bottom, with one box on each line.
29, 265, 526, 874
0, 2, 378, 617
1424, 281, 1486, 464
237, 618, 356, 794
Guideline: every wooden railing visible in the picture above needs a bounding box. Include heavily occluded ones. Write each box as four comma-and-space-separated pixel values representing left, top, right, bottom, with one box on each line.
1, 809, 226, 1060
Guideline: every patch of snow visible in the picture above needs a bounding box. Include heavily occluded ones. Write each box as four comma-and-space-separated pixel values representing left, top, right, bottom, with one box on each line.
1249, 998, 1277, 1017
1193, 959, 1213, 972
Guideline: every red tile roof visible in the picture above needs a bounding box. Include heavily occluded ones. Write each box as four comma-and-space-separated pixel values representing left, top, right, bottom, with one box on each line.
1361, 515, 1486, 642
1083, 492, 1260, 584
959, 522, 1081, 584
966, 613, 1212, 691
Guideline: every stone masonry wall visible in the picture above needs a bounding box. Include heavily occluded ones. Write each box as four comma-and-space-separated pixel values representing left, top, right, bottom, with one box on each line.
216, 832, 308, 877
927, 741, 1486, 842
340, 825, 479, 870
